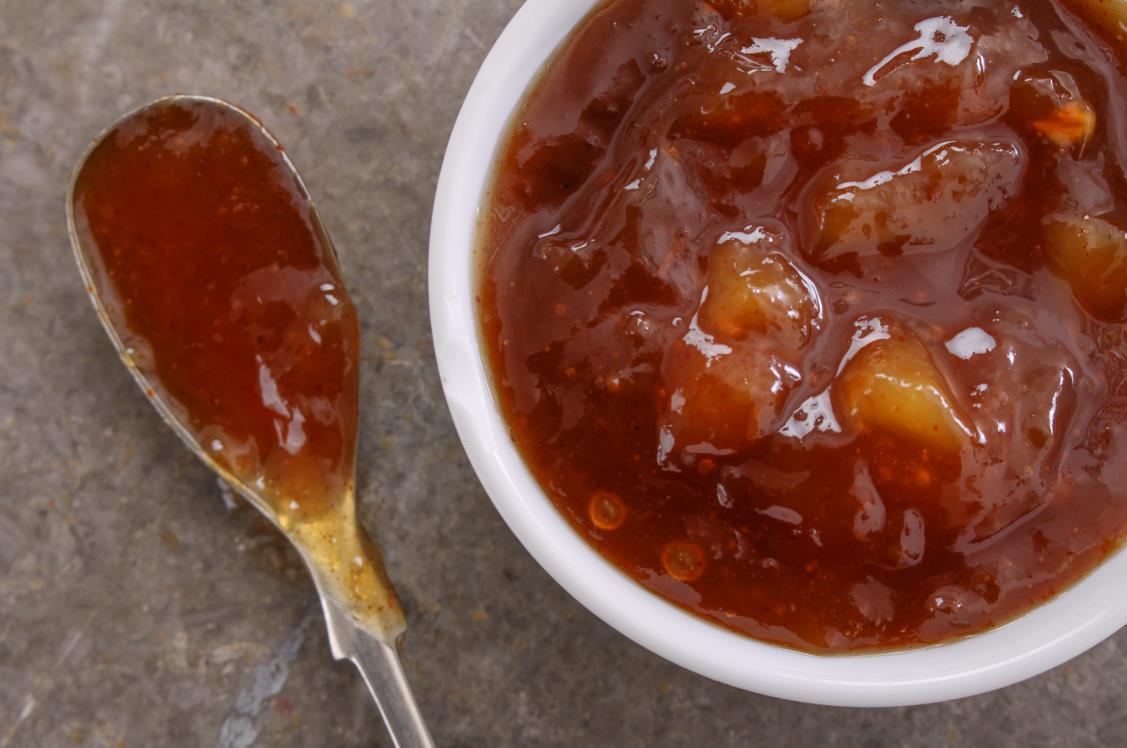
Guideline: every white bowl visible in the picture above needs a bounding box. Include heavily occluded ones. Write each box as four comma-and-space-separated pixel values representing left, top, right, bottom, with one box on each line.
428, 0, 1127, 706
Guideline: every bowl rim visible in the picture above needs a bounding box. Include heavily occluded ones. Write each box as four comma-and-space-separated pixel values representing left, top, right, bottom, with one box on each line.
427, 0, 1127, 707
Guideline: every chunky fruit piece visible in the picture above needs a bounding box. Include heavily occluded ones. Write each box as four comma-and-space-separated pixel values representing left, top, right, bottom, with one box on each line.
836, 329, 973, 453
969, 322, 1078, 470
810, 140, 1024, 262
1033, 103, 1097, 149
1044, 214, 1127, 320
669, 91, 787, 147
672, 368, 762, 450
699, 230, 818, 347
661, 227, 815, 459
660, 338, 796, 457
1010, 70, 1096, 150
948, 318, 1082, 543
960, 402, 1069, 535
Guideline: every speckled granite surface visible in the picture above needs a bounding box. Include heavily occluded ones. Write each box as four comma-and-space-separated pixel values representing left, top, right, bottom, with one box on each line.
1, 1, 1124, 746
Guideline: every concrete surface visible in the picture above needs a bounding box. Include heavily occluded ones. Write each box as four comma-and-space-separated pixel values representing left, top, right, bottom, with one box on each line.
1, 1, 1125, 746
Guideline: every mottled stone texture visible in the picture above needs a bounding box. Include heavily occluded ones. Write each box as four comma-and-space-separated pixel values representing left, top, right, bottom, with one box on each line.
0, 1, 1124, 746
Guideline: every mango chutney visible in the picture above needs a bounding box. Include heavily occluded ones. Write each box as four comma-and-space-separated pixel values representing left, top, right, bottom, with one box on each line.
479, 0, 1127, 652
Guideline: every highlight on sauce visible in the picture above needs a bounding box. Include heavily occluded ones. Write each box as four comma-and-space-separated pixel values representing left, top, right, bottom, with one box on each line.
479, 0, 1127, 652
72, 99, 401, 633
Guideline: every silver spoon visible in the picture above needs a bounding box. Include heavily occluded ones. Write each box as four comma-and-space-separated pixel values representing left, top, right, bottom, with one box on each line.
65, 94, 434, 748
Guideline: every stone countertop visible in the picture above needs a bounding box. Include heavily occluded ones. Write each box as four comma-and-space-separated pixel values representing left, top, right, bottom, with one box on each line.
1, 1, 1123, 746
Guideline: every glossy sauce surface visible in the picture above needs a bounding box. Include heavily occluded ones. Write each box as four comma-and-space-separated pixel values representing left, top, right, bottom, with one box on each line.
480, 0, 1127, 651
74, 101, 399, 632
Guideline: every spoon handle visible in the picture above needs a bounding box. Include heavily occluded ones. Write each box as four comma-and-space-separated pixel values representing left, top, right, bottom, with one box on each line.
321, 596, 436, 748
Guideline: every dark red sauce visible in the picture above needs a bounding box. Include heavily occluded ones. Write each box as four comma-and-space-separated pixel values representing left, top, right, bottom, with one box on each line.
480, 0, 1127, 651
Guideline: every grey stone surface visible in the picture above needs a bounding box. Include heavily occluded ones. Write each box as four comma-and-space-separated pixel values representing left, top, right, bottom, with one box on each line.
0, 0, 1123, 746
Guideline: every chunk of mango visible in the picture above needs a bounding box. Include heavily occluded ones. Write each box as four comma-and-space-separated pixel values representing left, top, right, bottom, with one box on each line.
673, 366, 769, 450
1044, 214, 1127, 321
1032, 103, 1096, 150
669, 91, 786, 147
836, 331, 973, 453
661, 340, 795, 456
700, 233, 818, 347
1011, 70, 1096, 150
810, 140, 1024, 263
949, 326, 1080, 542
